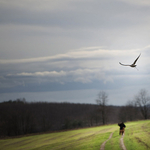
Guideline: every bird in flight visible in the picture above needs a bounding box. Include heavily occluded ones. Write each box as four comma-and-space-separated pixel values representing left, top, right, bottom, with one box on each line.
119, 53, 141, 68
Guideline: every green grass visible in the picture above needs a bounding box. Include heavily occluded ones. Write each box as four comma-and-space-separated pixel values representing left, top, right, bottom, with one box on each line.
105, 130, 121, 150
0, 120, 150, 150
124, 120, 150, 150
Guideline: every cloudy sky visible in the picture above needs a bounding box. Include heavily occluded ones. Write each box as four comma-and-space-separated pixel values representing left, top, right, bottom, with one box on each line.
0, 0, 150, 105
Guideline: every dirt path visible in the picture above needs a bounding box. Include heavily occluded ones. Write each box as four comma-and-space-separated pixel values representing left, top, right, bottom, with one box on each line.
100, 132, 127, 150
120, 134, 127, 150
100, 132, 113, 150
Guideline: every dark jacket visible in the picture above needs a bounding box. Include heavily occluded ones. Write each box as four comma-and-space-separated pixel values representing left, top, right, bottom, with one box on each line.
118, 122, 126, 130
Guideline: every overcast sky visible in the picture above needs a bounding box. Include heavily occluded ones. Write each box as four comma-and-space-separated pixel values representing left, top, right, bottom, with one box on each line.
0, 0, 150, 105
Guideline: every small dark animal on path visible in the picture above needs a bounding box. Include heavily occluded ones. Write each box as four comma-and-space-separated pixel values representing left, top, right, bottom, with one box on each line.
118, 122, 126, 135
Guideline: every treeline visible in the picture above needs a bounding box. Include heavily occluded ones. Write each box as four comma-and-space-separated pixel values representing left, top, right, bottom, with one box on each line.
0, 99, 99, 137
0, 98, 145, 137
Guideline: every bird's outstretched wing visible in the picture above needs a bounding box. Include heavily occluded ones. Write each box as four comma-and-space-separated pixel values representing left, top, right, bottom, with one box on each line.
119, 62, 130, 66
133, 53, 141, 65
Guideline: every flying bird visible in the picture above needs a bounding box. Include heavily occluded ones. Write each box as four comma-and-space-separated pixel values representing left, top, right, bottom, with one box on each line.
119, 53, 141, 68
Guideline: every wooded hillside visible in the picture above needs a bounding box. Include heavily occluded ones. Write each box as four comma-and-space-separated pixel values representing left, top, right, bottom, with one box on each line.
0, 99, 143, 137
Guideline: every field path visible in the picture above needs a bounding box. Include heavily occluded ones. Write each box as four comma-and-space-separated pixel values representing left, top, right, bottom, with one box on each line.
120, 134, 127, 150
100, 132, 113, 150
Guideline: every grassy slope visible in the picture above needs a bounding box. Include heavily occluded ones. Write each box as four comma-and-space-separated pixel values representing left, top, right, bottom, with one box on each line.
0, 120, 150, 150
124, 120, 150, 150
105, 120, 150, 150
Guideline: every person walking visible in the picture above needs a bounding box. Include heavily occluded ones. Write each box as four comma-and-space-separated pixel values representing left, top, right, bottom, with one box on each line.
118, 122, 126, 135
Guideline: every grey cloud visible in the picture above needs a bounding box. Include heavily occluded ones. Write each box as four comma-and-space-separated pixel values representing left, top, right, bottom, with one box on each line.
0, 46, 149, 94
6, 69, 105, 84
0, 0, 150, 104
119, 0, 150, 6
0, 47, 134, 64
1, 0, 150, 29
1, 0, 150, 60
0, 46, 148, 75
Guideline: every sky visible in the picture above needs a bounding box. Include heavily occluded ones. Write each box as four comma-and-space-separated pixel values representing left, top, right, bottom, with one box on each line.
0, 0, 150, 105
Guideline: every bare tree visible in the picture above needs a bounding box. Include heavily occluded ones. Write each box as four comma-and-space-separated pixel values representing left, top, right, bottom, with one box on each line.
96, 91, 108, 125
135, 89, 150, 119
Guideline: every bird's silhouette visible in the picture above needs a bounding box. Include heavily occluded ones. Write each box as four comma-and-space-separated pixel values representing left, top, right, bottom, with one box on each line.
119, 53, 141, 68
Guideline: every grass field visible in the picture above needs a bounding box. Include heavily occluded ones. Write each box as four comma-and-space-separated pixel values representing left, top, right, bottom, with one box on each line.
0, 120, 150, 150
